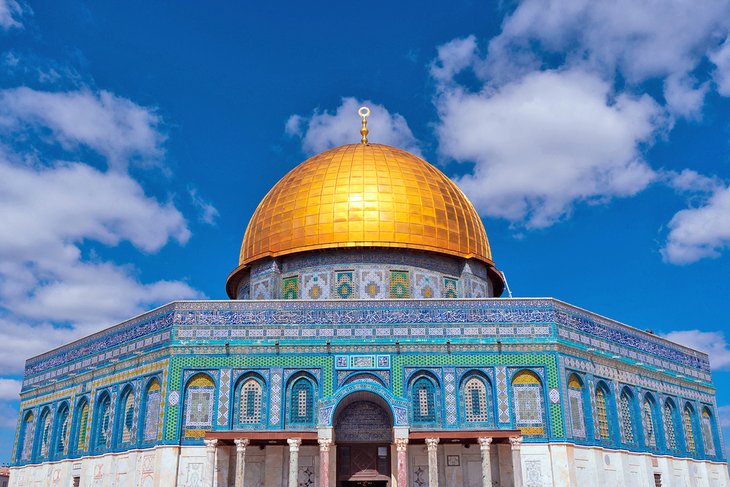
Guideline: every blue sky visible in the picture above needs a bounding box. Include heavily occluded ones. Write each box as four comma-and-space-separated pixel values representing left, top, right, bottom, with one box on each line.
0, 0, 730, 463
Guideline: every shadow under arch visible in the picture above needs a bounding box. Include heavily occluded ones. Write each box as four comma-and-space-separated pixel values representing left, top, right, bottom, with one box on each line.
318, 381, 409, 427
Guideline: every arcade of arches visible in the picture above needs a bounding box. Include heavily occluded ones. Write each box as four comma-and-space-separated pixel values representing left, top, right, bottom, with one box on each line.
205, 392, 523, 487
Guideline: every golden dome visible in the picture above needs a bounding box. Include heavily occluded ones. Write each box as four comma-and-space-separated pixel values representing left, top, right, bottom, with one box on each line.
236, 143, 494, 268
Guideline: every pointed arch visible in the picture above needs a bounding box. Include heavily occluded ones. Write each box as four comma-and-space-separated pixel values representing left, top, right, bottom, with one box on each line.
595, 381, 612, 441
116, 384, 135, 447
662, 398, 679, 451
235, 373, 265, 427
93, 392, 112, 451
183, 373, 216, 438
53, 402, 71, 457
567, 373, 587, 439
511, 369, 545, 436
700, 407, 716, 456
72, 397, 90, 454
461, 373, 492, 424
16, 411, 34, 463
682, 403, 697, 453
410, 374, 439, 424
140, 377, 162, 444
35, 406, 52, 460
641, 393, 659, 448
619, 387, 636, 444
287, 374, 316, 426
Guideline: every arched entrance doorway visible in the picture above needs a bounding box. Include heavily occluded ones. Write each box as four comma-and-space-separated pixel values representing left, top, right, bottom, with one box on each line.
334, 391, 393, 487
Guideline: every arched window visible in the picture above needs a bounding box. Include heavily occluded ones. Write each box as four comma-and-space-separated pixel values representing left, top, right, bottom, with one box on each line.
73, 399, 90, 453
17, 411, 34, 462
511, 370, 545, 436
411, 376, 437, 424
463, 376, 490, 423
289, 377, 315, 425
567, 374, 586, 439
642, 395, 658, 448
117, 386, 135, 446
595, 384, 611, 441
36, 407, 52, 460
619, 389, 635, 444
700, 408, 716, 456
682, 405, 696, 453
141, 378, 162, 443
238, 378, 263, 425
94, 393, 112, 451
53, 403, 70, 457
183, 373, 216, 437
662, 400, 678, 451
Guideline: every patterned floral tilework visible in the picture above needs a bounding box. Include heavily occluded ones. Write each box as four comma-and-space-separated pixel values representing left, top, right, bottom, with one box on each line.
282, 276, 299, 300
443, 277, 458, 298
444, 367, 457, 424
413, 272, 440, 299
252, 277, 274, 300
496, 366, 510, 423
335, 271, 354, 299
390, 270, 410, 299
302, 272, 330, 300
359, 270, 386, 298
217, 369, 231, 426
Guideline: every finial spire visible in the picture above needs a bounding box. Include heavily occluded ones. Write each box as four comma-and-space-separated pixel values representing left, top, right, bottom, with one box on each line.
358, 106, 370, 144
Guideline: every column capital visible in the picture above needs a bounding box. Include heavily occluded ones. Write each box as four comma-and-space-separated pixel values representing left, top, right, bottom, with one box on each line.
395, 437, 409, 452
509, 436, 523, 450
477, 437, 492, 450
234, 438, 250, 451
318, 438, 332, 452
287, 438, 302, 452
204, 438, 218, 450
425, 437, 440, 451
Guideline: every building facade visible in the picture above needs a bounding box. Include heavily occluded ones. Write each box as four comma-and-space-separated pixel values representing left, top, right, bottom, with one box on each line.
9, 131, 730, 486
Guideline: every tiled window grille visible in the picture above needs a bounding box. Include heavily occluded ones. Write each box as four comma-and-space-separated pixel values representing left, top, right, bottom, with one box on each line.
290, 378, 314, 424
663, 402, 677, 450
239, 379, 262, 424
19, 412, 34, 461
683, 407, 696, 452
184, 375, 216, 430
94, 395, 111, 450
38, 409, 52, 458
464, 377, 489, 423
55, 405, 70, 456
512, 370, 544, 436
701, 409, 715, 456
120, 389, 135, 444
567, 375, 586, 439
642, 399, 657, 448
412, 377, 436, 423
76, 402, 89, 451
595, 387, 610, 440
619, 392, 635, 444
143, 380, 161, 443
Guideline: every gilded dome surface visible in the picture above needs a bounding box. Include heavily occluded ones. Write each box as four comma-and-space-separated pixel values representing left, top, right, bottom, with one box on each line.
238, 143, 493, 267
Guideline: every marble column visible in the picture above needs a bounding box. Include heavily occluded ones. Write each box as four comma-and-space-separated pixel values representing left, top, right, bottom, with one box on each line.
510, 436, 523, 487
425, 438, 439, 487
287, 438, 302, 487
234, 438, 250, 487
204, 438, 218, 487
395, 438, 409, 487
478, 437, 493, 487
318, 438, 331, 487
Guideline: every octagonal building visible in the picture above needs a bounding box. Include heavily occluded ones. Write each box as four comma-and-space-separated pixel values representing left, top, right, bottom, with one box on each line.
9, 121, 729, 487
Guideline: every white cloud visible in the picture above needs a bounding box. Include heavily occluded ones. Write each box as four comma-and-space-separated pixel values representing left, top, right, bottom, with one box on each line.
663, 169, 721, 193
188, 186, 219, 225
662, 184, 730, 264
0, 0, 23, 30
719, 405, 730, 428
710, 36, 730, 96
437, 69, 662, 228
0, 88, 164, 170
662, 329, 730, 370
0, 378, 20, 400
286, 97, 421, 157
430, 35, 479, 84
484, 0, 730, 111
